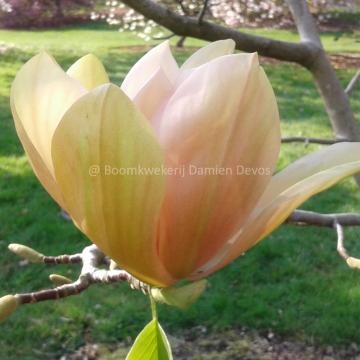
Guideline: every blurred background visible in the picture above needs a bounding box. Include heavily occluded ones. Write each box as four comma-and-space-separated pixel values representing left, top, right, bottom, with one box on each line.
0, 1, 359, 359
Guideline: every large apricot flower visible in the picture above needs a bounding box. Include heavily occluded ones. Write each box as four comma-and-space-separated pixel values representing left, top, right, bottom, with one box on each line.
10, 40, 360, 287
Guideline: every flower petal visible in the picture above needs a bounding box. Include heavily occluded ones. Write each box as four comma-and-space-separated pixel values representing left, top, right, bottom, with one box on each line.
181, 39, 235, 70
121, 41, 179, 99
67, 53, 109, 90
157, 53, 280, 278
132, 67, 173, 122
194, 143, 360, 277
11, 102, 65, 208
10, 52, 85, 175
51, 84, 174, 287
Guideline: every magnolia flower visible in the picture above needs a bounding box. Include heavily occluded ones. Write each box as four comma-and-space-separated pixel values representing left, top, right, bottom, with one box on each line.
10, 40, 360, 287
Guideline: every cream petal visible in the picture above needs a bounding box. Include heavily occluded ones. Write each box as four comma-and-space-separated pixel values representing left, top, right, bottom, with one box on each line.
10, 52, 85, 175
156, 53, 280, 278
67, 53, 109, 90
258, 142, 360, 208
194, 143, 360, 278
11, 101, 65, 208
121, 41, 179, 99
181, 39, 235, 70
51, 84, 174, 287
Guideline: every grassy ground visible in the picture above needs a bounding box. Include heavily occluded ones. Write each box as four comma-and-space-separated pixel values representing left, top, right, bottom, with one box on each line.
0, 24, 360, 359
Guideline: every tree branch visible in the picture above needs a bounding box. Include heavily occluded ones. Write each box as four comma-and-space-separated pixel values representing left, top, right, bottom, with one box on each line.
43, 253, 82, 264
286, 209, 360, 227
9, 244, 148, 306
285, 0, 322, 48
288, 211, 360, 270
1, 207, 360, 323
174, 0, 188, 16
281, 136, 350, 145
197, 0, 209, 25
345, 69, 360, 97
120, 0, 314, 66
334, 222, 360, 270
335, 222, 348, 260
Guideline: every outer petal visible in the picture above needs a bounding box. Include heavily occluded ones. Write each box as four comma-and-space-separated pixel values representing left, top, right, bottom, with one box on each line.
67, 54, 109, 90
10, 52, 85, 204
121, 41, 179, 99
157, 53, 280, 278
194, 143, 360, 278
181, 39, 235, 70
51, 84, 174, 287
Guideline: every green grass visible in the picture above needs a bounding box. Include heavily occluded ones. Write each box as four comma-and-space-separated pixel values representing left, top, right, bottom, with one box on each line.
0, 22, 359, 54
0, 25, 360, 359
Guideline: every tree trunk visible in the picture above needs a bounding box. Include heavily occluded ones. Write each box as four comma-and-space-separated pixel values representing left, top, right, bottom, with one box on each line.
285, 0, 360, 142
309, 51, 360, 141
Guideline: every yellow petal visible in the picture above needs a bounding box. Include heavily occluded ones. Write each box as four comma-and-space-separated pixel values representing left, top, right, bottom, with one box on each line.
181, 39, 235, 70
10, 52, 85, 175
194, 143, 360, 277
67, 54, 109, 90
51, 84, 174, 287
10, 52, 84, 207
11, 103, 65, 207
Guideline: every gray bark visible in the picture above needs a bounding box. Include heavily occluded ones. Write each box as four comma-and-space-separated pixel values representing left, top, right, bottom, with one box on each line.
285, 0, 360, 141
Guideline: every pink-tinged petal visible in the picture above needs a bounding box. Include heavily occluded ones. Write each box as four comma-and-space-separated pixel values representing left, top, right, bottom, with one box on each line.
67, 53, 109, 90
10, 52, 85, 205
194, 143, 360, 278
132, 67, 173, 122
181, 39, 235, 70
156, 53, 280, 278
121, 41, 179, 99
51, 84, 174, 287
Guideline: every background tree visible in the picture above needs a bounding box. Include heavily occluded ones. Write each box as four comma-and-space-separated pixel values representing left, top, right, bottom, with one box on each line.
108, 0, 360, 183
97, 0, 358, 42
0, 0, 94, 28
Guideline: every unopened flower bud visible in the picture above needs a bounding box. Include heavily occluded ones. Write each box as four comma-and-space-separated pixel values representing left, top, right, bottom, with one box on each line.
0, 295, 18, 322
347, 257, 360, 269
8, 243, 44, 263
49, 274, 72, 286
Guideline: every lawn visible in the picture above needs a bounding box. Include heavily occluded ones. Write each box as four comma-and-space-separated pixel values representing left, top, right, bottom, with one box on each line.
0, 24, 360, 359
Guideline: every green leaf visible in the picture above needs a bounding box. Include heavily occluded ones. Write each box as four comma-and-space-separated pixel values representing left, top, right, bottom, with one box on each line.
151, 280, 208, 309
126, 319, 173, 360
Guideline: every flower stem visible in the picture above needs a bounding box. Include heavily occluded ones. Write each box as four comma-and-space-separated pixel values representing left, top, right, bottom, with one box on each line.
149, 293, 157, 321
